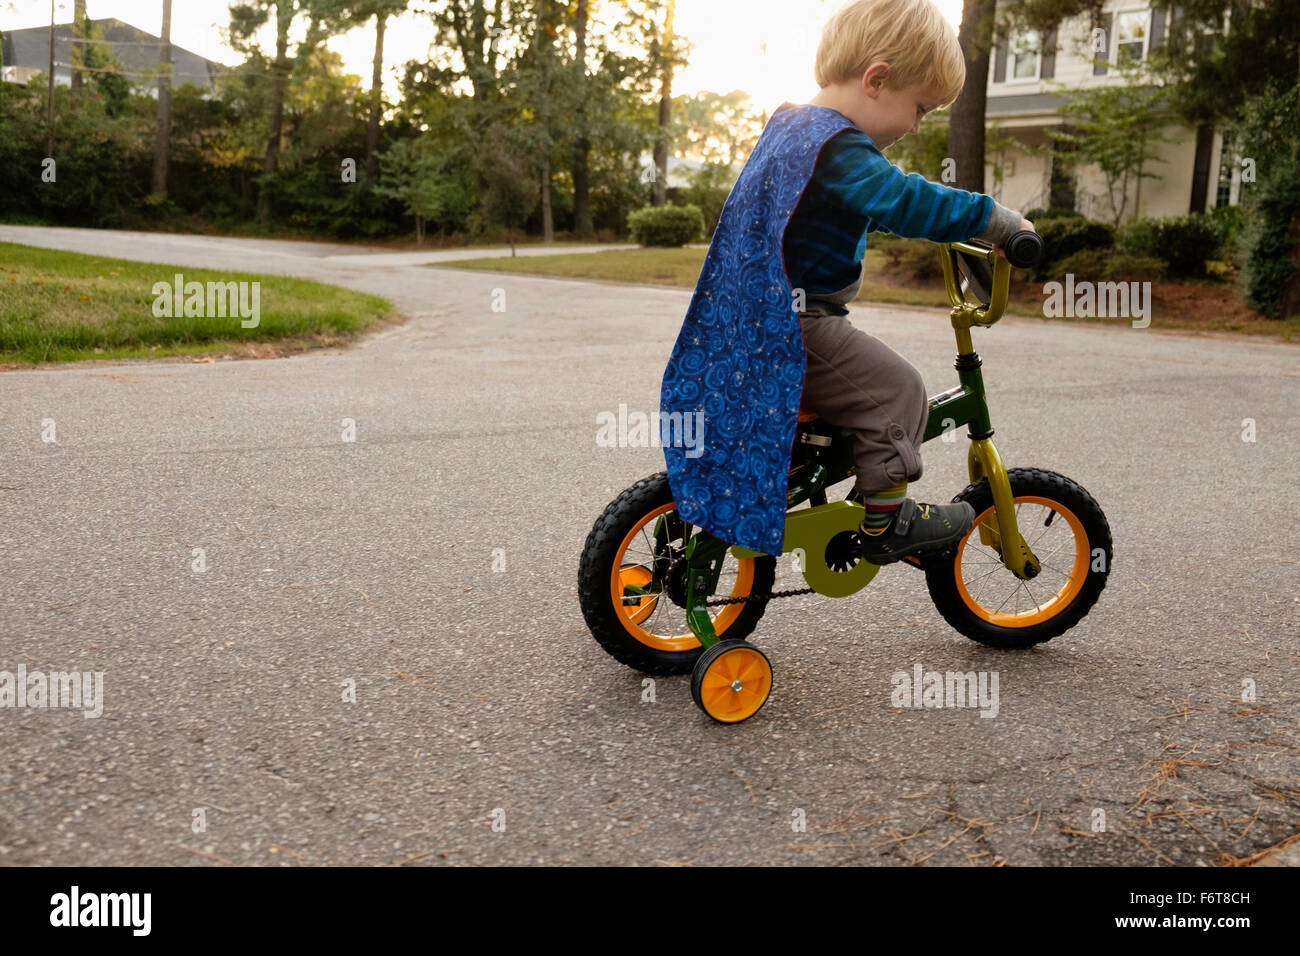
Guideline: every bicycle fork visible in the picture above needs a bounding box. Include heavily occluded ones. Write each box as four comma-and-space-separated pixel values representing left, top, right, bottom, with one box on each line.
926, 357, 1041, 581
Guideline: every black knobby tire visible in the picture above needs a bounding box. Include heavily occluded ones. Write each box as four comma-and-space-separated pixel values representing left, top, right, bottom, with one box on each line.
925, 468, 1112, 649
577, 472, 776, 675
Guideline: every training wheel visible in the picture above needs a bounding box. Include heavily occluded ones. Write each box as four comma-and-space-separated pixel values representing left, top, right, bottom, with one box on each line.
690, 640, 773, 724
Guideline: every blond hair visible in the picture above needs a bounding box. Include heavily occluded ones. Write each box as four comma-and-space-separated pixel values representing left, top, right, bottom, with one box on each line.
815, 0, 966, 108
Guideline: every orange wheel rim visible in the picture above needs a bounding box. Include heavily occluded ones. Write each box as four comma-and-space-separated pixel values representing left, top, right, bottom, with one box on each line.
610, 503, 756, 653
955, 495, 1089, 628
699, 647, 771, 722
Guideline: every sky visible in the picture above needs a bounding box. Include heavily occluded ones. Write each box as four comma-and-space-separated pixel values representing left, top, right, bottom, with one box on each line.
0, 0, 965, 109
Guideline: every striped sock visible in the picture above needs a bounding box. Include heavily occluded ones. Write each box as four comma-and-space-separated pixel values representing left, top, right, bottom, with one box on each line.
860, 482, 907, 535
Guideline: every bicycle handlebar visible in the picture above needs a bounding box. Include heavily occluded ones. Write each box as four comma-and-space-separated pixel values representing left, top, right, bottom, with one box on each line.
1002, 230, 1044, 270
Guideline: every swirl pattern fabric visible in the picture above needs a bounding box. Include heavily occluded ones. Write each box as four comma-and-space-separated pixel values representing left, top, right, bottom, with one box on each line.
660, 103, 857, 554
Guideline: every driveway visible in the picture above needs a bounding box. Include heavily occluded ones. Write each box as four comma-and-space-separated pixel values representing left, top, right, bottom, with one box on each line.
1, 225, 1296, 865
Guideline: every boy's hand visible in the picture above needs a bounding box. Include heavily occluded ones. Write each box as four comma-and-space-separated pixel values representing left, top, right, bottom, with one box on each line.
993, 219, 1035, 259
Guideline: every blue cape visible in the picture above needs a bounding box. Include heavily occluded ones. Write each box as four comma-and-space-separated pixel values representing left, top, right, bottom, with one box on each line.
660, 103, 858, 554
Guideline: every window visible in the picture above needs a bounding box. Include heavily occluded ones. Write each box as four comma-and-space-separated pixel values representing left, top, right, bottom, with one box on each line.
1011, 29, 1040, 80
1195, 12, 1226, 56
1115, 10, 1149, 64
1215, 130, 1237, 208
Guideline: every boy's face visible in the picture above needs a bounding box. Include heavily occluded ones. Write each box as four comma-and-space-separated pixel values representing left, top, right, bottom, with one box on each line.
843, 65, 937, 149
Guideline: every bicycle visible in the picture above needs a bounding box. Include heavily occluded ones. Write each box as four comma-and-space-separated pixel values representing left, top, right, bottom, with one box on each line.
577, 232, 1112, 723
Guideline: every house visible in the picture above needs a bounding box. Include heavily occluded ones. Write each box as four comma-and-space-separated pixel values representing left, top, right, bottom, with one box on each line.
983, 1, 1238, 223
0, 17, 220, 91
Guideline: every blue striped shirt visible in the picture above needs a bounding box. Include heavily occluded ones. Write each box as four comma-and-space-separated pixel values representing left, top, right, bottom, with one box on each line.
783, 126, 995, 295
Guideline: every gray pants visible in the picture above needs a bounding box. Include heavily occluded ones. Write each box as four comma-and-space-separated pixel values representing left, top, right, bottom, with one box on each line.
796, 266, 927, 494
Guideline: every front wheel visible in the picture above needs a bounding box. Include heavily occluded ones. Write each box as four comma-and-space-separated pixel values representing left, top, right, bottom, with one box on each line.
925, 468, 1112, 648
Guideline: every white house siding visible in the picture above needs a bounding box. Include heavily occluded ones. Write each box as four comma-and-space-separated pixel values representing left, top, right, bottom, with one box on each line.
982, 1, 1220, 223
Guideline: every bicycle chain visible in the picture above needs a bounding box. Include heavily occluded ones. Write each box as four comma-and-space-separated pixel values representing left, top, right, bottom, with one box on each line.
706, 586, 816, 606
702, 552, 937, 605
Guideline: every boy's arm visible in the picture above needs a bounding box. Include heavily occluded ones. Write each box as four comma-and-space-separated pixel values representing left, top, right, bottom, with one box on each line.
823, 131, 1024, 245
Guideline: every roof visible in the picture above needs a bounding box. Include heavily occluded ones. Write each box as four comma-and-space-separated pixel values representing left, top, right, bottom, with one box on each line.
0, 17, 220, 88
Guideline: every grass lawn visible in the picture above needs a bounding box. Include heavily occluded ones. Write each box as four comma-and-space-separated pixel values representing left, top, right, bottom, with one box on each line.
0, 242, 395, 367
434, 246, 1300, 340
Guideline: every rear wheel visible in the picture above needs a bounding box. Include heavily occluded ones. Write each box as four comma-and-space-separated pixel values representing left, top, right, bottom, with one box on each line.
925, 468, 1111, 648
577, 473, 776, 674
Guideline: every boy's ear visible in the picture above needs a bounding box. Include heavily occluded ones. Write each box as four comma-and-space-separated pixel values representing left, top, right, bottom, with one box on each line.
861, 61, 890, 97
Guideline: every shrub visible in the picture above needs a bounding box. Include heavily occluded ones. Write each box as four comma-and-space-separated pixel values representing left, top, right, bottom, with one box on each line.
1032, 217, 1115, 279
1241, 150, 1300, 317
683, 164, 736, 236
1207, 204, 1243, 257
872, 236, 942, 279
1049, 249, 1168, 282
1115, 214, 1218, 278
1024, 207, 1082, 221
627, 204, 704, 247
1050, 249, 1110, 281
1102, 254, 1168, 282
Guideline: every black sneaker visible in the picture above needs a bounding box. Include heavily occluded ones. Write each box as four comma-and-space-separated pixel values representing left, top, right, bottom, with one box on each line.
856, 498, 976, 564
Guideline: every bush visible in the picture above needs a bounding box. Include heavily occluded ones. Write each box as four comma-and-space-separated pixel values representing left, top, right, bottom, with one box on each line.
1032, 217, 1115, 279
1207, 204, 1243, 256
1115, 214, 1219, 278
1103, 254, 1168, 282
872, 236, 943, 280
1051, 249, 1110, 280
1049, 249, 1168, 282
683, 165, 736, 236
1023, 207, 1082, 221
627, 204, 704, 247
1241, 149, 1300, 317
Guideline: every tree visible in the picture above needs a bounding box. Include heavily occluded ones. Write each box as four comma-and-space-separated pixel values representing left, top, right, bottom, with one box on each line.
70, 0, 86, 95
230, 0, 345, 224
947, 0, 1104, 192
376, 136, 475, 243
673, 89, 762, 167
1048, 58, 1173, 225
571, 0, 593, 236
153, 0, 172, 198
479, 131, 539, 253
650, 0, 676, 206
510, 0, 566, 242
1145, 0, 1300, 317
947, 0, 995, 192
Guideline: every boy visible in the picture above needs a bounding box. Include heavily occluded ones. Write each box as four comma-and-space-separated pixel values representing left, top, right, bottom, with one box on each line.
660, 0, 1034, 563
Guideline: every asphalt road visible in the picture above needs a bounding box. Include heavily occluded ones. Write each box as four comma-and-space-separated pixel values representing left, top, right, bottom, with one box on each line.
1, 225, 1297, 866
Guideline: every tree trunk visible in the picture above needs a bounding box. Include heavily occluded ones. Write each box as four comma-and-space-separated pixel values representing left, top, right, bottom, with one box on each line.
1278, 212, 1300, 318
541, 152, 554, 242
366, 12, 386, 181
572, 0, 593, 237
947, 0, 996, 193
45, 0, 55, 157
652, 0, 676, 207
258, 2, 292, 225
152, 0, 173, 198
1281, 46, 1300, 318
71, 0, 86, 95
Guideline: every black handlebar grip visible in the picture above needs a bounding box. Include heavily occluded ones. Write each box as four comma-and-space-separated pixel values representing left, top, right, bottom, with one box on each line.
1003, 230, 1044, 269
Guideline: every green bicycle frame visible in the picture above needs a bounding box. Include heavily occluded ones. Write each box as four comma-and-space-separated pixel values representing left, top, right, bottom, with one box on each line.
680, 241, 1041, 649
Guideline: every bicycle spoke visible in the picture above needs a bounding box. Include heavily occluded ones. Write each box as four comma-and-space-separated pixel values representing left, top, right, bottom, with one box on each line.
1022, 579, 1043, 613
